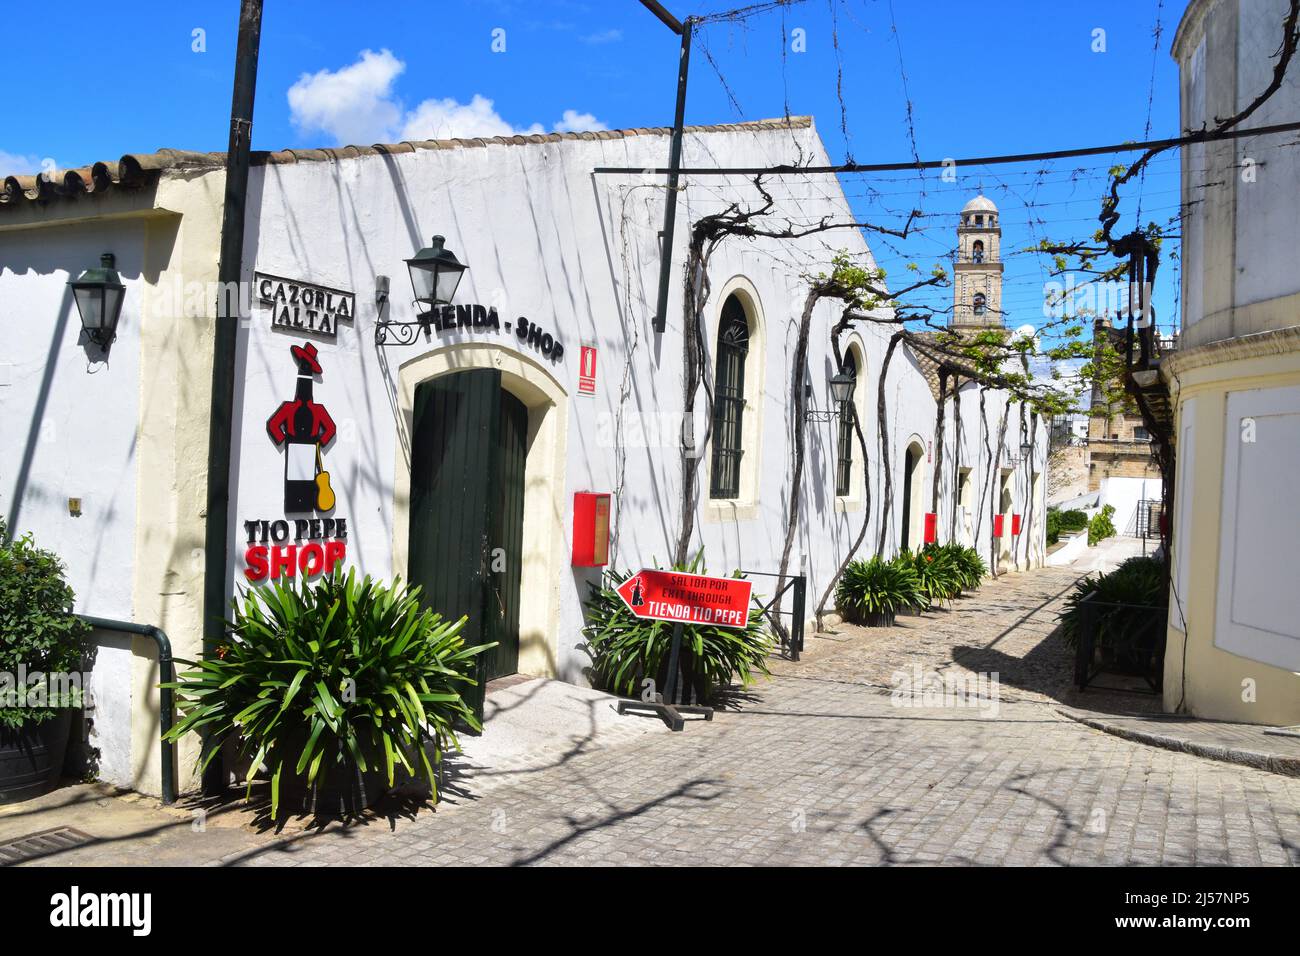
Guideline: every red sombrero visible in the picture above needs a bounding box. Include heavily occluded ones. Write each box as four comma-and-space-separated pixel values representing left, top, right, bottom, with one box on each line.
291, 341, 322, 374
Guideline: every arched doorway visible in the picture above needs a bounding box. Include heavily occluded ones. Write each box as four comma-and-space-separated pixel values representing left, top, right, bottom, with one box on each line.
407, 369, 528, 713
901, 440, 926, 551
998, 468, 1014, 565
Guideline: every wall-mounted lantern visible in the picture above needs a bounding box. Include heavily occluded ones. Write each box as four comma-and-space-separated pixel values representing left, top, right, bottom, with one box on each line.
405, 235, 467, 310
377, 237, 469, 346
68, 253, 125, 350
829, 370, 856, 406
807, 370, 857, 423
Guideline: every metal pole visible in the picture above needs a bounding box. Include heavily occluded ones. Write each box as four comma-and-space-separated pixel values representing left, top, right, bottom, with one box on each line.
652, 18, 693, 333
791, 575, 806, 661
75, 615, 176, 805
662, 621, 685, 705
201, 0, 263, 796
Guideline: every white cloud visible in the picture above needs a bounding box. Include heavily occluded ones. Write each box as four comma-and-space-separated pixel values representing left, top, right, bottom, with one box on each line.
0, 150, 45, 177
400, 95, 544, 141
287, 50, 607, 145
287, 48, 406, 145
552, 110, 608, 134
580, 29, 623, 44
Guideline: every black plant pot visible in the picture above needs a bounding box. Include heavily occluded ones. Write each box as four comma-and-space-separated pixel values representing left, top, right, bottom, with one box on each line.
0, 710, 74, 805
271, 731, 396, 816
276, 755, 388, 817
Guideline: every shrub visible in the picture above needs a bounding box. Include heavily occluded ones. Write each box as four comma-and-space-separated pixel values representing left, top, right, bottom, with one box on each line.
1059, 555, 1168, 652
164, 570, 491, 816
911, 544, 963, 605
942, 543, 987, 592
1087, 504, 1117, 546
582, 555, 772, 703
0, 518, 92, 730
1047, 508, 1089, 545
836, 555, 927, 625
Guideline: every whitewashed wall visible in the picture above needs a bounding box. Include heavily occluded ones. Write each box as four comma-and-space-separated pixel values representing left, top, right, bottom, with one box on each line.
0, 220, 146, 785
228, 120, 1047, 682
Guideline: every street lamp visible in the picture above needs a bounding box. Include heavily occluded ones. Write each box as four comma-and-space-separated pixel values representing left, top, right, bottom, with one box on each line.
807, 370, 857, 422
68, 253, 125, 350
829, 370, 856, 406
405, 235, 467, 310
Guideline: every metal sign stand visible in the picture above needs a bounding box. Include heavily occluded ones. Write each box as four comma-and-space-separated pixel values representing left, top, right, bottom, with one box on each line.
616, 621, 714, 732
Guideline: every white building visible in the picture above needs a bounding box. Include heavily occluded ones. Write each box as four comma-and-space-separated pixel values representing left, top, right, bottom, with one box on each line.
1, 116, 1047, 796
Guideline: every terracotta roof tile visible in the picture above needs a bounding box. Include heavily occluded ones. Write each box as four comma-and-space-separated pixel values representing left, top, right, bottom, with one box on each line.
0, 116, 812, 213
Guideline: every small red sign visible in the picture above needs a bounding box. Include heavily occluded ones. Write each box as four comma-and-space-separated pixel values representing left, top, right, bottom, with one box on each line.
615, 570, 753, 629
578, 344, 597, 395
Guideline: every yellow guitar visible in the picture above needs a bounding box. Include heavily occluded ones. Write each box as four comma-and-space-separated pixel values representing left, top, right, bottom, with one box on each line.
314, 445, 336, 512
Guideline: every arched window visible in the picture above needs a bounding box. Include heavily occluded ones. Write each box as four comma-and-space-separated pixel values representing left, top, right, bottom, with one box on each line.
971, 240, 985, 263
834, 350, 858, 496
973, 293, 987, 316
710, 295, 749, 499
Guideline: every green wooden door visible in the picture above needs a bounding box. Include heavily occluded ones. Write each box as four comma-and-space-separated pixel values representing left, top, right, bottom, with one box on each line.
486, 391, 527, 679
408, 370, 525, 719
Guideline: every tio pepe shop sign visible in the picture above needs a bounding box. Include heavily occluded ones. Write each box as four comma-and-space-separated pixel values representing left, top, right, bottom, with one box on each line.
615, 570, 753, 628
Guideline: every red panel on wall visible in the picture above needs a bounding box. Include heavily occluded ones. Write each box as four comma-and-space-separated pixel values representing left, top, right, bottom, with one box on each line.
572, 492, 611, 566
924, 513, 937, 544
1012, 513, 1022, 536
993, 514, 1005, 538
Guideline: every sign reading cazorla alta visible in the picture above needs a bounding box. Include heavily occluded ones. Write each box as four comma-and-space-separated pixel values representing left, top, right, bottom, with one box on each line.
256, 272, 355, 340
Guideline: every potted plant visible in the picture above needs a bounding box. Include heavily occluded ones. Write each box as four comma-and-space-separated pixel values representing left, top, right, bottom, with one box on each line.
0, 519, 91, 804
911, 544, 963, 607
938, 543, 987, 594
835, 555, 927, 626
165, 569, 492, 817
582, 555, 773, 705
1059, 555, 1168, 673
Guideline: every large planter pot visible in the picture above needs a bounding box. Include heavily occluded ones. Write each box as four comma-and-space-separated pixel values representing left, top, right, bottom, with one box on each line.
273, 735, 389, 816
0, 710, 74, 805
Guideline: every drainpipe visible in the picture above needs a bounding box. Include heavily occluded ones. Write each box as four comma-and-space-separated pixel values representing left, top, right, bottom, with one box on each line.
75, 615, 177, 806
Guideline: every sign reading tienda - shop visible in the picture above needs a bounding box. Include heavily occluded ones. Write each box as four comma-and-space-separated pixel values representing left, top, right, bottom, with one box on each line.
256, 272, 355, 340
421, 303, 565, 361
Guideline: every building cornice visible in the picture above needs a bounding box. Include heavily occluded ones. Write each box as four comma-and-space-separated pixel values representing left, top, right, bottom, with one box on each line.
1171, 0, 1219, 63
1162, 324, 1300, 380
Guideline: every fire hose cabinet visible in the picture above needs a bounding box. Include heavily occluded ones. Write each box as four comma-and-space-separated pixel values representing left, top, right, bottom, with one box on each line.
572, 492, 611, 567
1011, 513, 1022, 536
924, 513, 938, 544
992, 514, 1005, 538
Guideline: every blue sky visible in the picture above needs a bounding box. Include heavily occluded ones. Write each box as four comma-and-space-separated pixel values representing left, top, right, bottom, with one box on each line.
2, 0, 1188, 336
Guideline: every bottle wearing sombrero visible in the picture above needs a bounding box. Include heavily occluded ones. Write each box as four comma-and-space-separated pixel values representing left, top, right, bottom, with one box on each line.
266, 342, 337, 513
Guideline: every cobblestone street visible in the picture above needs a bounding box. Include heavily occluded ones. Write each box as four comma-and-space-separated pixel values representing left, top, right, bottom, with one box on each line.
216, 560, 1295, 867
12, 551, 1293, 868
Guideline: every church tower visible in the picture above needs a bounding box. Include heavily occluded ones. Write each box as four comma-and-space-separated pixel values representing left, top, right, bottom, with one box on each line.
952, 194, 1004, 330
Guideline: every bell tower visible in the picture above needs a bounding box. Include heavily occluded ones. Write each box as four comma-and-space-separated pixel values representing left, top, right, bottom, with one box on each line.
952, 194, 1004, 330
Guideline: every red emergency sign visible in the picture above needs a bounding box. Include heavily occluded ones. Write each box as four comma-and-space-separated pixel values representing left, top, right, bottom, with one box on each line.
615, 570, 753, 629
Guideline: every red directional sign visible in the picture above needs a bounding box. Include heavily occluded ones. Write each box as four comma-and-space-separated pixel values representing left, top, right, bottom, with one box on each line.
615, 570, 753, 629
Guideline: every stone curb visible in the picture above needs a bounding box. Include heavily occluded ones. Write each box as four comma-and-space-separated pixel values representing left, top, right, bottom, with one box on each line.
1055, 707, 1300, 778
